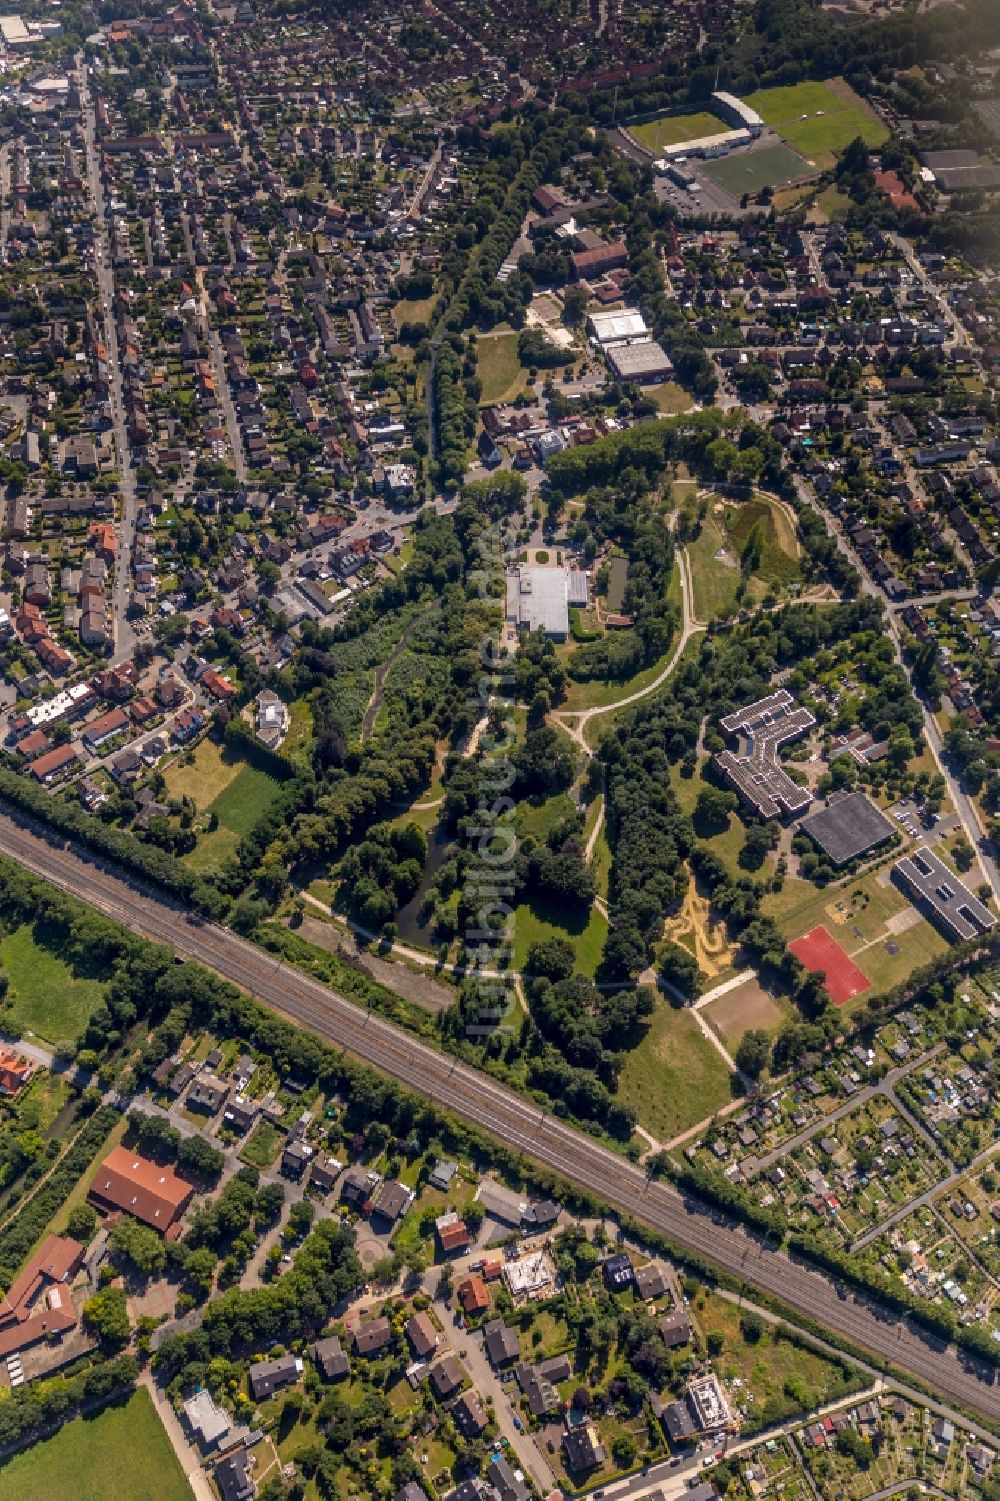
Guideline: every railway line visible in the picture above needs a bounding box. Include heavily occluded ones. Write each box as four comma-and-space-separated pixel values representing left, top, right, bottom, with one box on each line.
0, 809, 998, 1422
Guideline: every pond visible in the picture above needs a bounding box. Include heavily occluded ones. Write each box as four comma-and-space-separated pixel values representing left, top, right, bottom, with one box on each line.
395, 823, 451, 948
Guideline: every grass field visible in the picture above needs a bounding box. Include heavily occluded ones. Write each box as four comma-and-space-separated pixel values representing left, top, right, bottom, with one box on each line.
164, 737, 240, 809
513, 899, 607, 979
703, 977, 792, 1046
209, 764, 283, 835
184, 825, 241, 873
617, 999, 734, 1142
744, 78, 889, 165
515, 792, 578, 841
0, 923, 106, 1046
685, 512, 742, 621
393, 294, 437, 331
722, 497, 801, 587
629, 109, 724, 155
240, 1119, 284, 1169
478, 331, 526, 405
764, 869, 948, 1000
695, 1290, 861, 1419
560, 643, 675, 712
704, 143, 810, 195
0, 1389, 192, 1501
648, 381, 694, 415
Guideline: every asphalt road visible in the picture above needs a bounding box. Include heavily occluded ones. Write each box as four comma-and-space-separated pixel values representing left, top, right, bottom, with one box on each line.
1, 811, 998, 1421
78, 58, 138, 666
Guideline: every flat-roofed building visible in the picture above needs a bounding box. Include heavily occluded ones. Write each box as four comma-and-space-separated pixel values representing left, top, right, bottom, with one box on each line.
893, 849, 996, 941
716, 689, 814, 820
506, 565, 570, 640
588, 309, 647, 346
657, 128, 751, 163
798, 791, 894, 867
606, 339, 674, 384
712, 91, 764, 135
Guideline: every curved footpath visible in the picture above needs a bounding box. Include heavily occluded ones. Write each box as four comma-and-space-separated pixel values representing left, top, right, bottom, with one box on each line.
0, 813, 998, 1421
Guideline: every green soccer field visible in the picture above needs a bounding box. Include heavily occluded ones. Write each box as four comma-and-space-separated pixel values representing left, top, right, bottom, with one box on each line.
703, 143, 810, 194
629, 109, 725, 154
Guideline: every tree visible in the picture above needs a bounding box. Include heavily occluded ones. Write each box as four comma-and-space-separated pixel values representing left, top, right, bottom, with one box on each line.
694, 786, 737, 832
83, 1286, 131, 1349
110, 1219, 166, 1280
612, 1432, 637, 1468
739, 1310, 765, 1343
836, 1428, 873, 1466
524, 937, 575, 983
741, 519, 766, 576
66, 1203, 98, 1243
735, 1029, 772, 1081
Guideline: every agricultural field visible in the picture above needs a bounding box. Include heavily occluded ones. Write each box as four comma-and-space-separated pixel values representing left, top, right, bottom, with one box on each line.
0, 922, 106, 1046
629, 109, 725, 154
933, 1162, 1000, 1281
796, 1396, 938, 1501
0, 1389, 191, 1501
783, 1097, 944, 1243
873, 1206, 994, 1325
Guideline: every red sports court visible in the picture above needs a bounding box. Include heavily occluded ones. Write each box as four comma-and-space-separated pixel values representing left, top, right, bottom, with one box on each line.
788, 925, 870, 1006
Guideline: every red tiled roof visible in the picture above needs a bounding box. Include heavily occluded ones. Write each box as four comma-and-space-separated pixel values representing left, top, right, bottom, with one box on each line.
89, 1145, 193, 1232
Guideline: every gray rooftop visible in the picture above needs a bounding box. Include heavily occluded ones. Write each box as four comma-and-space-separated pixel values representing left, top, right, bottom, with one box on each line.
798, 791, 894, 867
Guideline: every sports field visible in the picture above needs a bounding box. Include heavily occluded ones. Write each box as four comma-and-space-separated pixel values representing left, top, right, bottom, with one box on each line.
704, 143, 809, 195
744, 78, 889, 164
789, 925, 870, 1006
629, 109, 724, 155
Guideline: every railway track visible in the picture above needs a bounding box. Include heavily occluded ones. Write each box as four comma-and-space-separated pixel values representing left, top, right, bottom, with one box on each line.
0, 810, 997, 1421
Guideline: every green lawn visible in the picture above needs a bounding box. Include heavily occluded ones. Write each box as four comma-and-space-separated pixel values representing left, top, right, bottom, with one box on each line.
703, 144, 811, 196
722, 497, 800, 587
478, 331, 527, 405
629, 110, 724, 154
560, 644, 676, 711
515, 793, 578, 841
685, 512, 742, 621
183, 825, 241, 873
743, 78, 889, 162
617, 1000, 734, 1143
163, 736, 240, 809
0, 1388, 192, 1501
240, 1120, 284, 1168
209, 764, 284, 835
648, 381, 694, 415
513, 899, 608, 979
0, 923, 106, 1046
